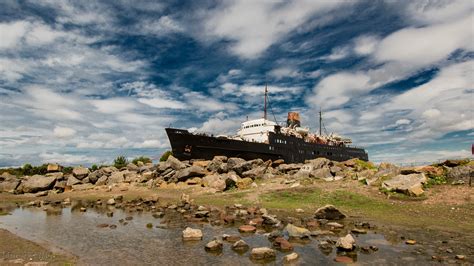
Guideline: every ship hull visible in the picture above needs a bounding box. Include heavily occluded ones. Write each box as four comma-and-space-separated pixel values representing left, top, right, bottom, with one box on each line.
165, 128, 368, 163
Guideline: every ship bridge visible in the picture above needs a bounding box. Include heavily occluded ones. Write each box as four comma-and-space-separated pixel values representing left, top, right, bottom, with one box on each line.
237, 118, 277, 143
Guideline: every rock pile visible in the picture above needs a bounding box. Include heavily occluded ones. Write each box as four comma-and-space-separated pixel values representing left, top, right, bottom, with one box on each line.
0, 156, 471, 197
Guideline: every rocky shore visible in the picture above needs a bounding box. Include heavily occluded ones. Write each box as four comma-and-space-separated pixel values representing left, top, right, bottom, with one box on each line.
0, 156, 472, 198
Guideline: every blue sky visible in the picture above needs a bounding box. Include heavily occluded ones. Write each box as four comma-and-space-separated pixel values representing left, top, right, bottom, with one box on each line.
0, 0, 472, 166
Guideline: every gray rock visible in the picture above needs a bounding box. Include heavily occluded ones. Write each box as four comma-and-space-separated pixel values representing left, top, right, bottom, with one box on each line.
88, 171, 100, 184
205, 239, 223, 251
54, 180, 66, 190
310, 167, 333, 179
250, 247, 276, 260
207, 156, 227, 173
107, 172, 125, 185
314, 205, 346, 220
45, 172, 64, 180
446, 165, 473, 184
166, 155, 186, 170
124, 171, 139, 182
182, 227, 203, 240
174, 166, 206, 182
202, 174, 226, 191
17, 175, 56, 193
242, 166, 267, 179
277, 163, 302, 174
95, 175, 108, 186
0, 178, 20, 193
66, 175, 82, 186
226, 157, 246, 170
126, 163, 138, 171
285, 223, 310, 239
382, 173, 427, 196
100, 166, 118, 175
306, 157, 331, 169
336, 234, 355, 250
232, 239, 250, 252
72, 167, 90, 180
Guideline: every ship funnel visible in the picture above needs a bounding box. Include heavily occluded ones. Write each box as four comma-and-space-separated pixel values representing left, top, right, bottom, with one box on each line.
287, 112, 301, 128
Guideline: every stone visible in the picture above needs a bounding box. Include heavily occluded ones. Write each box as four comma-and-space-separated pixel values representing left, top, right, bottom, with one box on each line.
100, 166, 118, 175
47, 164, 62, 172
182, 227, 203, 240
107, 172, 125, 185
236, 177, 253, 189
283, 252, 299, 263
174, 166, 206, 182
455, 255, 466, 260
226, 157, 246, 170
272, 159, 285, 167
66, 175, 82, 186
310, 167, 333, 179
405, 239, 416, 245
382, 173, 427, 196
284, 223, 310, 239
207, 156, 227, 172
242, 166, 268, 180
238, 225, 256, 233
306, 157, 331, 169
0, 178, 20, 193
277, 164, 302, 173
262, 215, 281, 226
357, 169, 376, 181
446, 165, 473, 184
441, 159, 469, 167
274, 237, 293, 251
336, 234, 356, 250
106, 198, 115, 205
146, 223, 153, 228
250, 247, 276, 260
327, 222, 344, 229
126, 163, 138, 171
95, 175, 108, 186
17, 175, 56, 193
72, 167, 90, 180
205, 239, 223, 252
351, 228, 367, 234
314, 205, 346, 220
166, 155, 186, 170
223, 234, 241, 243
232, 240, 249, 252
202, 174, 226, 191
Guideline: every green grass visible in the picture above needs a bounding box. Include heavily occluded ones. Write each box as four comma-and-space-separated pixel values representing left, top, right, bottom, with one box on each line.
259, 187, 474, 232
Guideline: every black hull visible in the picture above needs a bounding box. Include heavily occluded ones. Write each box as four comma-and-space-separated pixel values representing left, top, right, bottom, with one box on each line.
165, 128, 368, 163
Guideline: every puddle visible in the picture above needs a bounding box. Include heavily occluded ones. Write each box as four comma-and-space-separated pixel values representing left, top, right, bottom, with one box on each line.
0, 202, 430, 265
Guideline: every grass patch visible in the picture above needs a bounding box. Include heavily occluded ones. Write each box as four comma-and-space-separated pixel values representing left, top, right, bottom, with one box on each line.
259, 187, 474, 232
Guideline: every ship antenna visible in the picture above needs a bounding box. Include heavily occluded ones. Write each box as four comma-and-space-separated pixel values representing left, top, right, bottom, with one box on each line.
319, 108, 322, 136
264, 83, 268, 120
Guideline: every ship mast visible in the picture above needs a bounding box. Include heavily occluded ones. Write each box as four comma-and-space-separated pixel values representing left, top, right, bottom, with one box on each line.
319, 108, 322, 136
264, 84, 268, 120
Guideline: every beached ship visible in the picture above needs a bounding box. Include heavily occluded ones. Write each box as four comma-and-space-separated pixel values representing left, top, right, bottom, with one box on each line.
166, 87, 368, 163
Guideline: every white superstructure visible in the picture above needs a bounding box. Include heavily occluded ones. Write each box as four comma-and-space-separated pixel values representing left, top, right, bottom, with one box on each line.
237, 118, 277, 143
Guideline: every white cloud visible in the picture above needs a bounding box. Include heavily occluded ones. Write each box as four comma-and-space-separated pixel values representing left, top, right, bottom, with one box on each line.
198, 117, 240, 135
204, 0, 352, 58
90, 98, 137, 114
325, 46, 350, 61
353, 35, 379, 55
138, 98, 185, 109
138, 16, 183, 36
395, 119, 411, 126
0, 21, 29, 49
268, 67, 301, 79
53, 126, 77, 138
136, 139, 166, 148
39, 152, 98, 165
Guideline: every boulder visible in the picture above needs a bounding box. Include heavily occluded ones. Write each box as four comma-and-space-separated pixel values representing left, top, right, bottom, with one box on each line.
174, 166, 206, 182
310, 167, 333, 179
250, 247, 276, 260
107, 172, 125, 185
440, 159, 469, 167
226, 157, 246, 170
95, 175, 108, 186
47, 164, 62, 172
204, 239, 223, 252
417, 165, 444, 177
100, 166, 118, 176
356, 169, 377, 181
306, 157, 331, 169
277, 164, 302, 173
0, 178, 21, 193
382, 173, 427, 196
272, 159, 285, 167
72, 167, 90, 180
336, 234, 355, 250
66, 175, 82, 186
207, 156, 227, 172
284, 223, 310, 239
238, 225, 256, 233
126, 163, 138, 171
202, 174, 226, 191
236, 177, 253, 189
166, 155, 186, 170
273, 237, 293, 251
232, 239, 249, 252
283, 252, 299, 263
17, 175, 56, 193
241, 166, 267, 179
54, 180, 66, 191
182, 227, 202, 240
46, 172, 64, 180
192, 160, 210, 168
446, 165, 473, 184
314, 205, 346, 220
